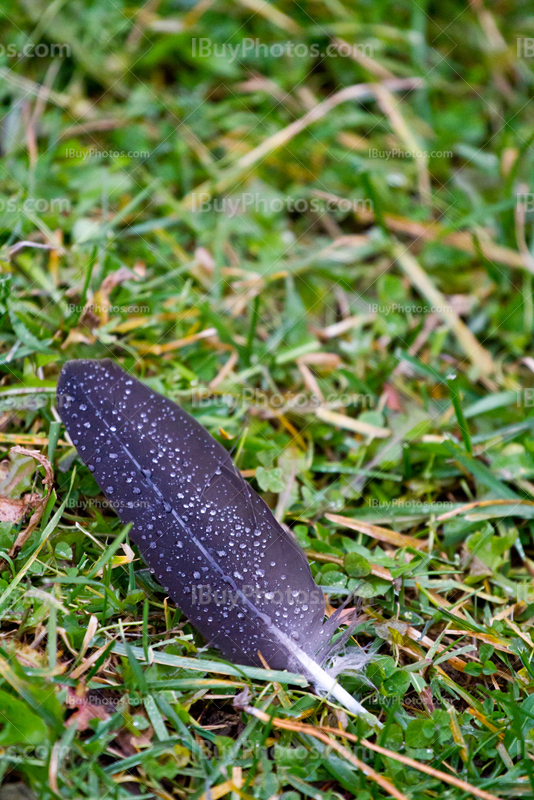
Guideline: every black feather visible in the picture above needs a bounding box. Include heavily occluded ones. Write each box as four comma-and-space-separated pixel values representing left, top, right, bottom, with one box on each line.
57, 359, 379, 724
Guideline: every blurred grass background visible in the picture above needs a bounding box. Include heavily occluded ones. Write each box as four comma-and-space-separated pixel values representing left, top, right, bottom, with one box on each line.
2, 0, 534, 798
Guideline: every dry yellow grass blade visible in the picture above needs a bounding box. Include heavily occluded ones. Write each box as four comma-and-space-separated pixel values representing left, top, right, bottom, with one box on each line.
317, 312, 375, 338
315, 407, 391, 438
198, 780, 250, 800
270, 413, 307, 450
298, 351, 342, 368
0, 433, 66, 446
401, 631, 473, 675
333, 38, 394, 79
313, 190, 525, 269
325, 513, 428, 550
423, 588, 468, 620
392, 242, 495, 376
297, 359, 324, 402
240, 703, 503, 800
182, 78, 423, 207
435, 498, 534, 521
233, 79, 422, 173
113, 308, 199, 334
374, 83, 431, 204
70, 639, 116, 680
503, 618, 534, 648
468, 706, 503, 735
235, 0, 300, 32
398, 618, 512, 681
48, 741, 61, 795
79, 615, 99, 660
445, 629, 512, 654
209, 350, 238, 389
447, 706, 469, 763
132, 327, 218, 355
237, 700, 409, 800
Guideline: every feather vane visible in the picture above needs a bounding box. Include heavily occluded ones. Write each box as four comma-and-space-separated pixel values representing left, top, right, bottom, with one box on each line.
57, 359, 379, 726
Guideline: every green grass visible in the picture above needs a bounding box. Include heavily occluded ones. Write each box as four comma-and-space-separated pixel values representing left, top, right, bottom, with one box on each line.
1, 0, 534, 797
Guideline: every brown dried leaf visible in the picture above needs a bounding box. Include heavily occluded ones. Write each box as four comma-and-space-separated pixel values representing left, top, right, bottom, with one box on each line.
83, 265, 139, 327
115, 727, 154, 757
382, 383, 403, 412
66, 686, 111, 731
421, 685, 435, 714
0, 493, 41, 522
61, 327, 96, 349
7, 447, 54, 557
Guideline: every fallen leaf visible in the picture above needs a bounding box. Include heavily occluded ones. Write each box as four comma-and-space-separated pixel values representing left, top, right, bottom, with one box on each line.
66, 686, 112, 731
7, 447, 54, 557
61, 328, 95, 349
0, 493, 41, 523
382, 383, 403, 412
81, 265, 139, 327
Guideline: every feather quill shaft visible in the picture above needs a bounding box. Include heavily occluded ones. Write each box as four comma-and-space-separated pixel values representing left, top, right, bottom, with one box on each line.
57, 359, 380, 727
